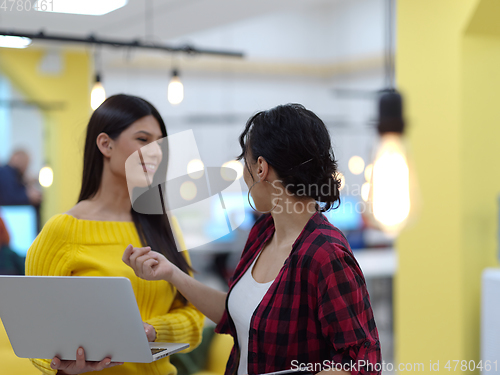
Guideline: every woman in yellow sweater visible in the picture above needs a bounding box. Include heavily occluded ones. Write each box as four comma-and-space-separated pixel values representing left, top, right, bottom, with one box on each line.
26, 94, 204, 375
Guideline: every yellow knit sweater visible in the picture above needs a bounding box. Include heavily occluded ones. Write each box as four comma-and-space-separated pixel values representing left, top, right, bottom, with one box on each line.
25, 214, 204, 375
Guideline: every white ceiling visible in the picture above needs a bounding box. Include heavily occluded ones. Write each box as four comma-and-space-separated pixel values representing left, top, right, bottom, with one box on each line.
0, 0, 333, 43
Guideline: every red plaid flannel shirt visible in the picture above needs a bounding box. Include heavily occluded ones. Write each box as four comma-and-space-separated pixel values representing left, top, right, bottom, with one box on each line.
215, 211, 381, 375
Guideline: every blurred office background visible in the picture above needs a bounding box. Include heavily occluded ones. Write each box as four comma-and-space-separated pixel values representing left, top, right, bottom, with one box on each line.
1, 0, 500, 374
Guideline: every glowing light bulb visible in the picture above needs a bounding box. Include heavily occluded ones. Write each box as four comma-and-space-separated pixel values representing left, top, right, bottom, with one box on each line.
187, 159, 204, 179
348, 155, 365, 175
39, 166, 54, 188
221, 160, 244, 181
366, 89, 419, 235
91, 75, 106, 110
168, 70, 184, 105
180, 181, 197, 201
370, 133, 410, 234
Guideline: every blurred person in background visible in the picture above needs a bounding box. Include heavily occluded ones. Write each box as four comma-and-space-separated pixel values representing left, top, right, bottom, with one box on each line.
125, 104, 382, 375
0, 150, 42, 206
26, 94, 204, 375
0, 215, 24, 275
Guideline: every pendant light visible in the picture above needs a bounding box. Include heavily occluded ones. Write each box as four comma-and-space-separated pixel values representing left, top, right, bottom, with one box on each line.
91, 48, 106, 110
367, 0, 417, 236
168, 69, 184, 105
369, 90, 411, 234
91, 73, 106, 110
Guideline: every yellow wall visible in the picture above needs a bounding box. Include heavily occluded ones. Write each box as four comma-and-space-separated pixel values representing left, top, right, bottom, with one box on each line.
396, 0, 500, 372
0, 48, 91, 222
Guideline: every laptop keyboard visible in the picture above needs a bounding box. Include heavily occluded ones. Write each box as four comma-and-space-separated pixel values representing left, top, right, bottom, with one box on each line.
151, 349, 167, 355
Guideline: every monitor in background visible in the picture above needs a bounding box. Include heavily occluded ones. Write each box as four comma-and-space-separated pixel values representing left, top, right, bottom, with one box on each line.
0, 205, 38, 257
206, 191, 255, 244
323, 195, 364, 232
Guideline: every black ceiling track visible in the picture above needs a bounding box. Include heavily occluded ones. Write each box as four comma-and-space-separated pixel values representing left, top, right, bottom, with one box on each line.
0, 30, 245, 58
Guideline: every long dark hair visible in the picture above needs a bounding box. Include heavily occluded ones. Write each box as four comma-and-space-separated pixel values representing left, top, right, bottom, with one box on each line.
79, 94, 192, 282
238, 103, 341, 211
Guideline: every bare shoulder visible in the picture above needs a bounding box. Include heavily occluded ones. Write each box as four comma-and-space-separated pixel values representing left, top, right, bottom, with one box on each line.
64, 201, 95, 220
64, 200, 132, 222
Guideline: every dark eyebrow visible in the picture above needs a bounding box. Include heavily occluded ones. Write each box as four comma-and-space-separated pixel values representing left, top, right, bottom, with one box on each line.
134, 130, 163, 140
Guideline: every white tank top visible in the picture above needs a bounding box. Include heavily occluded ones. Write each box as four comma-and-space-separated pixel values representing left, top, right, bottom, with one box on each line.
227, 251, 275, 375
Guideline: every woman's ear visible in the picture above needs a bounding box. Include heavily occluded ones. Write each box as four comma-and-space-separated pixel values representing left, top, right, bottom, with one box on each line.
256, 156, 269, 181
96, 132, 113, 158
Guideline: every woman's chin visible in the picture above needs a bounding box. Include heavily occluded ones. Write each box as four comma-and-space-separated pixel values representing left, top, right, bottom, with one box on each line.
127, 175, 153, 190
126, 165, 159, 188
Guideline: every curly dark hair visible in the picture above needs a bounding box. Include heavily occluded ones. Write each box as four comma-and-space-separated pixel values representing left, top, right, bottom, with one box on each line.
237, 103, 341, 212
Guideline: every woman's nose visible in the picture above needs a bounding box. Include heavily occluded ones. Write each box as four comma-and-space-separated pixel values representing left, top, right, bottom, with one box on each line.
142, 140, 163, 161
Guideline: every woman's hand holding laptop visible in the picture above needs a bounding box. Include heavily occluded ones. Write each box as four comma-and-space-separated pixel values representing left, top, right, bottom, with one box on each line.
143, 322, 157, 342
49, 321, 156, 373
50, 347, 123, 374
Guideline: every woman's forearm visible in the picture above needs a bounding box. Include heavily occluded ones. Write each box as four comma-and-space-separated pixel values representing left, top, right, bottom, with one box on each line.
170, 267, 227, 324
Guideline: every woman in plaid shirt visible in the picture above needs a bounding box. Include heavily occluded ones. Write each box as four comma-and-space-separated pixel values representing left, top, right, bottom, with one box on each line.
124, 104, 382, 375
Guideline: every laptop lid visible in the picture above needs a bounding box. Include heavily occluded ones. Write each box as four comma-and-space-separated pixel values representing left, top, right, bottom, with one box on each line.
0, 276, 177, 363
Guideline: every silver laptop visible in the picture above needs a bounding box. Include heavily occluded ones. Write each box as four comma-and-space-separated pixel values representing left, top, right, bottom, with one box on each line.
0, 276, 189, 363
